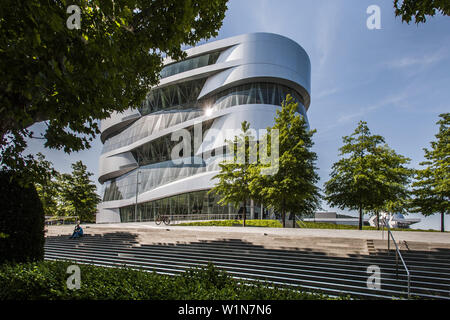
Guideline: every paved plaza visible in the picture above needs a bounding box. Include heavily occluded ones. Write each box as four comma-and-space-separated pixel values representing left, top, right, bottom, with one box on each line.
46, 222, 450, 257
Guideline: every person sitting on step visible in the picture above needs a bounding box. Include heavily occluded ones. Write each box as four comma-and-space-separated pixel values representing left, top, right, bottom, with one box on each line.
69, 223, 84, 239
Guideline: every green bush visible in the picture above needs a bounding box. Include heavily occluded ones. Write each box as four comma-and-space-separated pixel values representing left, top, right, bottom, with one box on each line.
0, 261, 343, 300
296, 221, 444, 232
176, 219, 282, 228
0, 171, 45, 264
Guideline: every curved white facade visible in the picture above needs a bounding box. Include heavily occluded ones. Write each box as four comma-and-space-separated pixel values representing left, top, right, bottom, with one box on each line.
97, 33, 311, 223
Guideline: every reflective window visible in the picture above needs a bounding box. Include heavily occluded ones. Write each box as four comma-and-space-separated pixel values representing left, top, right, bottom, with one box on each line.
139, 81, 307, 117
119, 190, 243, 223
103, 83, 307, 155
131, 119, 214, 167
102, 110, 203, 154
139, 77, 208, 115
160, 51, 221, 79
201, 82, 307, 118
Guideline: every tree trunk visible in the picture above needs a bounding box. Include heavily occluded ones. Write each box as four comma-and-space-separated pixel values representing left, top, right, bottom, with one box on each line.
242, 198, 246, 227
282, 211, 285, 228
292, 212, 295, 228
359, 206, 363, 230
441, 212, 445, 233
376, 211, 380, 230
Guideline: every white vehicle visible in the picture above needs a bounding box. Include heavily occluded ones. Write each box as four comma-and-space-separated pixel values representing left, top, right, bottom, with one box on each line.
369, 212, 420, 229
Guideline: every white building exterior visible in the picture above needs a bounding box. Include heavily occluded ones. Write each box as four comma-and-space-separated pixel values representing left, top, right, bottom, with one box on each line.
97, 33, 312, 223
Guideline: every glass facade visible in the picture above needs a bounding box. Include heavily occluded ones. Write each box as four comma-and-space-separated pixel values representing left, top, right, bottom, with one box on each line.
102, 119, 221, 202
139, 77, 208, 115
139, 81, 306, 117
159, 51, 221, 79
102, 110, 203, 154
102, 156, 222, 202
119, 190, 248, 223
102, 82, 307, 154
102, 82, 309, 202
201, 82, 307, 118
131, 119, 214, 167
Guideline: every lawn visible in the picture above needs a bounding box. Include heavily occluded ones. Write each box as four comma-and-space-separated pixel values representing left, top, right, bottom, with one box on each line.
175, 219, 442, 232
175, 219, 283, 228
296, 221, 443, 232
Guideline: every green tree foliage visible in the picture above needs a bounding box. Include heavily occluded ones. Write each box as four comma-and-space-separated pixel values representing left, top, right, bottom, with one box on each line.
251, 95, 321, 228
369, 148, 413, 229
0, 0, 228, 168
31, 153, 61, 217
324, 121, 412, 230
411, 113, 449, 232
0, 171, 45, 264
209, 121, 257, 227
394, 0, 450, 24
28, 155, 101, 220
58, 161, 101, 223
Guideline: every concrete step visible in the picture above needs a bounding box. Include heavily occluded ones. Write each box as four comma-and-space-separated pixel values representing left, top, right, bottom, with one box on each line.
44, 240, 450, 279
44, 246, 450, 295
43, 252, 445, 300
44, 239, 450, 284
44, 235, 450, 299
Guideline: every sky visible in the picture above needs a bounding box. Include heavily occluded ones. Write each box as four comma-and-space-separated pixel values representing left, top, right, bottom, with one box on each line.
25, 0, 450, 230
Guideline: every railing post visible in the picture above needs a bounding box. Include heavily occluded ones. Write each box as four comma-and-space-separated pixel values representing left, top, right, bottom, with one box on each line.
396, 249, 399, 279
408, 274, 411, 299
387, 229, 390, 255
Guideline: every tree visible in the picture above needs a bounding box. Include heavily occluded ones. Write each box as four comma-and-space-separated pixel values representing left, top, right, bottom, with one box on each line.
0, 0, 228, 169
368, 146, 413, 229
410, 113, 449, 232
209, 121, 257, 227
394, 0, 450, 24
324, 121, 412, 230
0, 170, 45, 264
31, 153, 61, 217
251, 95, 321, 228
58, 161, 101, 223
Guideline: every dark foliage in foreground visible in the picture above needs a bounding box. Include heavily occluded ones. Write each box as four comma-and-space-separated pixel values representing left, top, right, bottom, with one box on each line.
0, 261, 345, 300
0, 170, 45, 264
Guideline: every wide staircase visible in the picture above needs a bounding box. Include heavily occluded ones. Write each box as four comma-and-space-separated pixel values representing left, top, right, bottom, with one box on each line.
44, 232, 450, 300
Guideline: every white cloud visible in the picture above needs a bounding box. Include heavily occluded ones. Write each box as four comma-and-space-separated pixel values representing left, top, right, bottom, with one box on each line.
385, 50, 446, 69
337, 90, 411, 124
315, 87, 339, 99
315, 2, 340, 73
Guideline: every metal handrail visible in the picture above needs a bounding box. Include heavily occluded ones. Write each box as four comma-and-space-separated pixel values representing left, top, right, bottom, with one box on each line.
45, 216, 79, 225
295, 215, 308, 228
382, 218, 411, 298
133, 213, 251, 224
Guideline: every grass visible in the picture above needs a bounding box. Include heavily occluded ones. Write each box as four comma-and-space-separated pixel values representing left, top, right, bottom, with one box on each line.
175, 219, 442, 232
175, 219, 282, 228
296, 221, 444, 232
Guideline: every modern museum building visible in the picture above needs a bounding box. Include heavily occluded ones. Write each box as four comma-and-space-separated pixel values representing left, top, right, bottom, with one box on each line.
96, 33, 312, 223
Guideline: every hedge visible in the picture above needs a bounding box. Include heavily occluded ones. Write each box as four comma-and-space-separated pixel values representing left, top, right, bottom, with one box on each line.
0, 171, 45, 264
0, 261, 346, 300
175, 220, 283, 228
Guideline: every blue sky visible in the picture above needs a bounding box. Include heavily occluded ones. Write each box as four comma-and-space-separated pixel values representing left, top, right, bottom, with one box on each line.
26, 0, 450, 230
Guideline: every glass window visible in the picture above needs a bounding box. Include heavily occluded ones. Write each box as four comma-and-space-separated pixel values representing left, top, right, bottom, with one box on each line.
139, 77, 208, 116
118, 189, 266, 222
103, 82, 307, 155
160, 51, 221, 79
